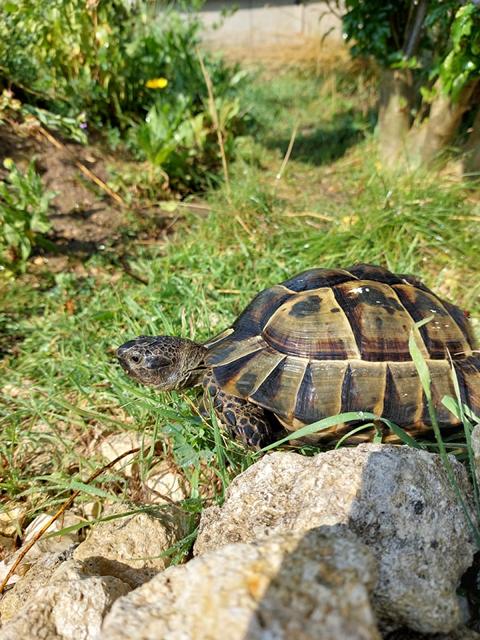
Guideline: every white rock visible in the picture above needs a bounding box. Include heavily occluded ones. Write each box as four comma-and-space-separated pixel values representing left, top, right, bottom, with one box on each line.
73, 503, 188, 587
471, 424, 480, 488
98, 432, 151, 476
0, 511, 81, 588
0, 548, 75, 623
195, 444, 476, 634
143, 462, 188, 504
0, 504, 25, 538
385, 628, 480, 639
100, 525, 380, 640
0, 559, 131, 640
23, 512, 82, 556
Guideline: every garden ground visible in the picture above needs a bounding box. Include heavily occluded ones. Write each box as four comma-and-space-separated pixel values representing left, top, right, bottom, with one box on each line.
1, 49, 479, 561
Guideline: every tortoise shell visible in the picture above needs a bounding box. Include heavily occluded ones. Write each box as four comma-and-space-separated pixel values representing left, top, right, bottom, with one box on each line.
206, 264, 480, 443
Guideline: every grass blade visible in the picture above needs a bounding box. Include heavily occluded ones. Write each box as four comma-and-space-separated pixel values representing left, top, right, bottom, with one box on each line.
409, 324, 480, 545
260, 411, 421, 453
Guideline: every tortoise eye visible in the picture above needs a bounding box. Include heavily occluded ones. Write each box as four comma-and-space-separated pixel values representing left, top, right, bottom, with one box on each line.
130, 353, 141, 364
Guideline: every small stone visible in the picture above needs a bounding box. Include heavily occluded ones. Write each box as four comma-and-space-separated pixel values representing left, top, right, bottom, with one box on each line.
0, 511, 82, 587
98, 433, 151, 477
0, 559, 131, 640
0, 504, 25, 537
0, 548, 75, 623
143, 462, 188, 504
23, 512, 82, 557
73, 502, 188, 588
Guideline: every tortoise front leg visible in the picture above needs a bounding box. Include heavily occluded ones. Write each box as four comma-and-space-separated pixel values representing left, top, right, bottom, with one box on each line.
202, 371, 279, 449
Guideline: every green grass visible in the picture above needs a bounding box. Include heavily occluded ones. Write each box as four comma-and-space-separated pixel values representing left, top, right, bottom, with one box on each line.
1, 64, 479, 557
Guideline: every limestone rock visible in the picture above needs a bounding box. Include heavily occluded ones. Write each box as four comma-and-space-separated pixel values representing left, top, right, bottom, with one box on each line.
143, 462, 188, 504
0, 547, 75, 623
0, 511, 81, 588
0, 559, 131, 640
73, 503, 187, 588
23, 512, 82, 557
0, 504, 25, 538
385, 628, 480, 639
195, 444, 475, 634
98, 432, 150, 477
100, 525, 380, 640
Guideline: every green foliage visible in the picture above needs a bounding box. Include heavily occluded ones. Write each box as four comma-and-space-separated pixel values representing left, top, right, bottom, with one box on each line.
342, 0, 454, 65
341, 0, 480, 100
134, 95, 242, 191
0, 159, 54, 271
0, 1, 247, 192
342, 1, 404, 64
439, 4, 480, 100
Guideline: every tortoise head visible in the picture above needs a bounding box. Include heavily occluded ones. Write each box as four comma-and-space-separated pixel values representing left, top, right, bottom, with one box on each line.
116, 336, 207, 390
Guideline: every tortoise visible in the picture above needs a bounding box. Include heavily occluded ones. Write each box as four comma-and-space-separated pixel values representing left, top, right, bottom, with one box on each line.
116, 263, 480, 448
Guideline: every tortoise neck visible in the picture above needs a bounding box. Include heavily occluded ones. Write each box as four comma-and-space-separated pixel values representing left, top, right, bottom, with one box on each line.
181, 341, 209, 388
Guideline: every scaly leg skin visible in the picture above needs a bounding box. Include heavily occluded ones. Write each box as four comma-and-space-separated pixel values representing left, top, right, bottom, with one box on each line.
202, 371, 280, 449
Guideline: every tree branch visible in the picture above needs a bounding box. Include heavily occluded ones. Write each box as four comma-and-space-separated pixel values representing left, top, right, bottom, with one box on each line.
403, 0, 429, 58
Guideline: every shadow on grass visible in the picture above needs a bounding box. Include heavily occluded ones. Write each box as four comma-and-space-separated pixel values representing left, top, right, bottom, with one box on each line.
267, 110, 372, 167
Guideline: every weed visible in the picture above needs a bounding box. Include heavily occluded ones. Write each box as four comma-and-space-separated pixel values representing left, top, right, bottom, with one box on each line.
0, 159, 55, 272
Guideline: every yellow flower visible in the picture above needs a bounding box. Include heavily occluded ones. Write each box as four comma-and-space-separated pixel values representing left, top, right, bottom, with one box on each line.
145, 77, 168, 89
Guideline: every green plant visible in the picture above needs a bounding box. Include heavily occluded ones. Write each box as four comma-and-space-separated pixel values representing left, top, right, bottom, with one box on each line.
0, 159, 55, 272
134, 95, 242, 191
0, 1, 248, 192
439, 4, 480, 101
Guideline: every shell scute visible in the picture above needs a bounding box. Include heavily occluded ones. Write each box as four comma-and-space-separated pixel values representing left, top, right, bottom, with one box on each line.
281, 268, 354, 292
345, 263, 405, 285
453, 356, 480, 417
332, 280, 421, 361
207, 334, 264, 366
293, 360, 347, 425
340, 361, 386, 415
250, 356, 306, 422
421, 360, 459, 427
383, 362, 424, 427
393, 284, 471, 358
232, 285, 293, 338
262, 287, 359, 359
213, 346, 284, 398
442, 302, 477, 350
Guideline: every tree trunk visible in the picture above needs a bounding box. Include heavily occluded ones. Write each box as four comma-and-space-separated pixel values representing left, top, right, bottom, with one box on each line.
378, 68, 413, 169
405, 79, 479, 168
462, 107, 480, 175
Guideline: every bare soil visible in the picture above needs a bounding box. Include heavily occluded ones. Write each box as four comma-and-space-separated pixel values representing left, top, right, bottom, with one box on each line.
0, 126, 130, 246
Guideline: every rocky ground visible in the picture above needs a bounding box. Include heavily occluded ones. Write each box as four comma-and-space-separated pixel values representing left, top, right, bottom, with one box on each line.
1, 437, 480, 639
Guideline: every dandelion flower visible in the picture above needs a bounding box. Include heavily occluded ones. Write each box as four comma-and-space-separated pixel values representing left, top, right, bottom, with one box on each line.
145, 77, 168, 89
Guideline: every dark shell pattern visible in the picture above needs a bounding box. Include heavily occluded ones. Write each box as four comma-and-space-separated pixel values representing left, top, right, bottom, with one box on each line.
206, 264, 480, 443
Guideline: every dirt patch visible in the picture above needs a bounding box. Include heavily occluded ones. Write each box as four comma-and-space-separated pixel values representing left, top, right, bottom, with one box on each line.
0, 125, 130, 249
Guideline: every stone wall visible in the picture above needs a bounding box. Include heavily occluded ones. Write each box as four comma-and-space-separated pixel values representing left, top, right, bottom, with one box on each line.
197, 0, 343, 47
